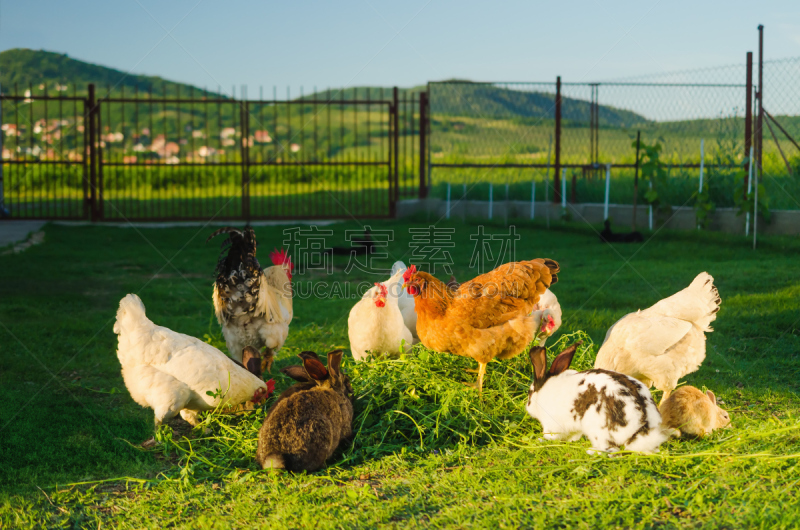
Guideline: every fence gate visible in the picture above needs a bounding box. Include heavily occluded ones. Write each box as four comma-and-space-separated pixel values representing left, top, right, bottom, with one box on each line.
94, 87, 404, 221
242, 89, 399, 221
0, 89, 88, 219
2, 84, 434, 221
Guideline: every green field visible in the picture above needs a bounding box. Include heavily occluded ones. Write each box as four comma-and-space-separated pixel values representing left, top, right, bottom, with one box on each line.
1, 219, 799, 528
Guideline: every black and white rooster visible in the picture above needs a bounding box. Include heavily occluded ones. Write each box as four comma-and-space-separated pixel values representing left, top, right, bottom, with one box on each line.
207, 227, 293, 372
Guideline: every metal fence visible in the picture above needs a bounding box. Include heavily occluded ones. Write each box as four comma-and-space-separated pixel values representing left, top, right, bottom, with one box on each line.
1, 54, 798, 221
0, 84, 427, 221
427, 55, 800, 211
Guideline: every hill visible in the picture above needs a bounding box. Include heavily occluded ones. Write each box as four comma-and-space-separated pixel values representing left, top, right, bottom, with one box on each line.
428, 82, 650, 128
0, 49, 649, 129
0, 48, 222, 97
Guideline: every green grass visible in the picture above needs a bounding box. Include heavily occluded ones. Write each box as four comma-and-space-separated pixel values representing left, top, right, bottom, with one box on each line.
1, 219, 799, 528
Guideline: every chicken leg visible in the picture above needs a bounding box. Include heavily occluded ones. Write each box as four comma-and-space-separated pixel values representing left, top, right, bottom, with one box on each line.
261, 347, 275, 374
658, 389, 672, 407
463, 362, 488, 395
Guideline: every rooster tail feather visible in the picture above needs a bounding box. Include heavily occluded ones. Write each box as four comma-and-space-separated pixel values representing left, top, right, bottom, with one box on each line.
206, 226, 243, 243
211, 227, 260, 282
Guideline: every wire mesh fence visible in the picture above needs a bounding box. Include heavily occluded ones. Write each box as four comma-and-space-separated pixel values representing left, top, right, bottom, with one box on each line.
759, 57, 800, 213
428, 57, 800, 213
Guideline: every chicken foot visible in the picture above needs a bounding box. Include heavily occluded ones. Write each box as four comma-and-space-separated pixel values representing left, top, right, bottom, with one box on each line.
462, 362, 488, 395
261, 347, 275, 374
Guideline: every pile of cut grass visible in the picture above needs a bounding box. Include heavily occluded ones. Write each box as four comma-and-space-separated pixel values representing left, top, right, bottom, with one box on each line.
142, 331, 595, 487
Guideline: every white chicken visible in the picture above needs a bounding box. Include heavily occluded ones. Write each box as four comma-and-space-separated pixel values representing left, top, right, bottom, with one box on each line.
113, 294, 269, 428
391, 261, 419, 343
208, 227, 293, 370
348, 269, 413, 362
594, 272, 721, 404
530, 288, 562, 346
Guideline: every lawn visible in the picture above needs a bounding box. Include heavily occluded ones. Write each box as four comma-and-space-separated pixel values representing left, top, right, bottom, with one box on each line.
1, 217, 799, 528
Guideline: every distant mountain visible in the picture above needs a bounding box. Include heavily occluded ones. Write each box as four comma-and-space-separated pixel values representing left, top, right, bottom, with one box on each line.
0, 48, 222, 97
428, 82, 650, 128
0, 49, 648, 128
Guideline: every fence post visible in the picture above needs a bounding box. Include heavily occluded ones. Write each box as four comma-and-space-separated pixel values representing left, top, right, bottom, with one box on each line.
240, 101, 250, 221
488, 183, 493, 220
603, 164, 611, 220
87, 83, 98, 222
553, 76, 562, 203
756, 25, 764, 177
571, 171, 577, 203
392, 87, 399, 215
744, 51, 753, 198
632, 130, 641, 231
753, 159, 759, 249
745, 145, 754, 236
445, 182, 451, 219
419, 91, 428, 198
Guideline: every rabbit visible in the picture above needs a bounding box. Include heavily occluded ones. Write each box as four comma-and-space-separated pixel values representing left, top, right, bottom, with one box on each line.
255, 349, 354, 472
659, 386, 731, 438
526, 342, 669, 454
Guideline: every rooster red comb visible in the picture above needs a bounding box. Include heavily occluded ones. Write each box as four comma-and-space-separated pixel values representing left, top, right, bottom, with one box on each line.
402, 264, 417, 283
270, 248, 293, 270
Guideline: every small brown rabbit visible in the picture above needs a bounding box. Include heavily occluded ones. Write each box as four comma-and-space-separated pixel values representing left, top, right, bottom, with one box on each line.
659, 386, 731, 438
255, 350, 353, 472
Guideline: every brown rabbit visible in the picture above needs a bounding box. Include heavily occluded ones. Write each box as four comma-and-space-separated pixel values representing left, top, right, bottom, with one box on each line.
255, 350, 353, 472
659, 386, 731, 438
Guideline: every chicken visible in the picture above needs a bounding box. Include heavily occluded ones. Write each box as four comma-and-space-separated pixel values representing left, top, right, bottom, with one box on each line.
593, 272, 721, 405
391, 261, 418, 343
402, 259, 559, 393
530, 288, 562, 346
208, 227, 293, 371
348, 269, 413, 361
113, 294, 270, 428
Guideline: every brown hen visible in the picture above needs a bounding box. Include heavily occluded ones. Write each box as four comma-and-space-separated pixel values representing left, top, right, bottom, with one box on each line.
402, 259, 559, 393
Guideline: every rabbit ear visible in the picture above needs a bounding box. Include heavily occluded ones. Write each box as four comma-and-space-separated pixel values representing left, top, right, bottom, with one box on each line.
529, 346, 548, 383
245, 358, 262, 377
327, 349, 344, 375
548, 342, 580, 376
303, 357, 329, 381
299, 350, 320, 361
241, 347, 262, 377
706, 390, 717, 405
281, 365, 310, 382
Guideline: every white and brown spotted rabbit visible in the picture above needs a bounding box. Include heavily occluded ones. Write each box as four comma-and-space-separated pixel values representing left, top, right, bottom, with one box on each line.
526, 342, 669, 454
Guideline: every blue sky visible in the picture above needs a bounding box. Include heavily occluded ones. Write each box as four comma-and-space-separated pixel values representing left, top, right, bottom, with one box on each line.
2, 0, 799, 94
